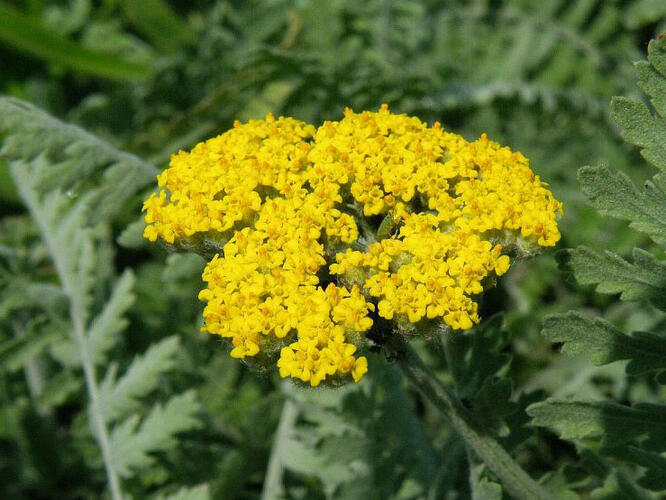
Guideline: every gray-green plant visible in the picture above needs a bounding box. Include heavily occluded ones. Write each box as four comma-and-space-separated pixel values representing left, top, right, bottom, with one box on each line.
529, 37, 666, 500
1, 1, 666, 499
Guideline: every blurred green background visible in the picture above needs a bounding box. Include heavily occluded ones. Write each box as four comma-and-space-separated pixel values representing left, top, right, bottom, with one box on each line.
2, 1, 666, 499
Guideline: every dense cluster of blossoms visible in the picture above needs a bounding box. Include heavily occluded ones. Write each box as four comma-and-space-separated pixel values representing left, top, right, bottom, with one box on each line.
143, 105, 562, 387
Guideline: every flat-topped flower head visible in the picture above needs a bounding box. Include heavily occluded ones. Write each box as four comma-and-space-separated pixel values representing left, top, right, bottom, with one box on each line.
143, 105, 562, 386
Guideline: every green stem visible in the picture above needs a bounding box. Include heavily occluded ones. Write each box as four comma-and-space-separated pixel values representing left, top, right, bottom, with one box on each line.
14, 169, 124, 500
260, 397, 299, 500
385, 335, 554, 500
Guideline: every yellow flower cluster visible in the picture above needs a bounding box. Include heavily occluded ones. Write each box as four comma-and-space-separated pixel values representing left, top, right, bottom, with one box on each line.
197, 194, 372, 387
143, 115, 316, 243
143, 105, 562, 386
331, 220, 510, 330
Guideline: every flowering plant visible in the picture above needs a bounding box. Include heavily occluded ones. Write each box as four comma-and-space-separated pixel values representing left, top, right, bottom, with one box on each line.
143, 105, 562, 387
4, 3, 666, 498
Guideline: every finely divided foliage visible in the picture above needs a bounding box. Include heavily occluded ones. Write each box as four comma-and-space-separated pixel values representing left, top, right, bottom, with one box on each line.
529, 38, 666, 498
1, 1, 666, 499
0, 98, 205, 499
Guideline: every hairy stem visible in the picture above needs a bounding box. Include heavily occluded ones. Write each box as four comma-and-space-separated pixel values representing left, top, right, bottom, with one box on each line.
74, 310, 123, 500
15, 171, 124, 500
385, 335, 554, 500
260, 397, 299, 500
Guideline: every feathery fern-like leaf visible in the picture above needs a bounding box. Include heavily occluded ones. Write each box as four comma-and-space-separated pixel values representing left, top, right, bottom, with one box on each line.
611, 39, 666, 173
528, 400, 666, 444
0, 97, 157, 220
10, 151, 125, 499
578, 165, 666, 246
99, 336, 180, 423
109, 390, 201, 477
87, 270, 136, 366
2, 97, 200, 499
559, 247, 666, 310
531, 36, 666, 498
542, 312, 666, 374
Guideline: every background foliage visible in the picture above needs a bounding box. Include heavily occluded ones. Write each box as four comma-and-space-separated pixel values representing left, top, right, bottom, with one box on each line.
1, 0, 666, 498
